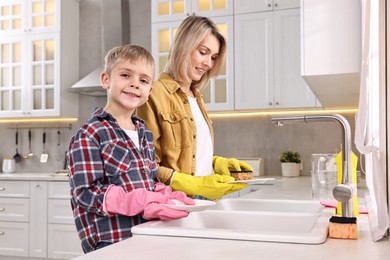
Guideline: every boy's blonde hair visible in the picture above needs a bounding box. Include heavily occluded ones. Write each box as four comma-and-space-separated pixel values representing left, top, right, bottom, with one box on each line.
164, 16, 226, 89
104, 44, 155, 76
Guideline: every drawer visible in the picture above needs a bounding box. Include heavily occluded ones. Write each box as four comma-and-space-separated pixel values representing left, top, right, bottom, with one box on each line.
0, 181, 30, 197
49, 181, 70, 199
48, 224, 83, 259
0, 221, 29, 257
0, 198, 29, 222
48, 199, 74, 224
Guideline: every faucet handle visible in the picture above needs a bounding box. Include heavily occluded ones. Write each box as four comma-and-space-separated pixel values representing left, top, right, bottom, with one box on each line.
333, 183, 356, 202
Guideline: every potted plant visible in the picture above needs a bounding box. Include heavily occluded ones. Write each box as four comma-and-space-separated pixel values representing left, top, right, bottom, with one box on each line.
279, 149, 301, 177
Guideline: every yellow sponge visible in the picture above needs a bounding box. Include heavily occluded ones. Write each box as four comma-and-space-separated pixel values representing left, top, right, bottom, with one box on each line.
335, 152, 359, 216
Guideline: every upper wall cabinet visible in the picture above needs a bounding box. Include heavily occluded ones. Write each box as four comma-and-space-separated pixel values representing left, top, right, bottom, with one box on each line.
151, 0, 318, 112
0, 0, 79, 118
234, 0, 318, 110
234, 0, 300, 14
151, 0, 234, 111
300, 0, 361, 108
152, 0, 233, 23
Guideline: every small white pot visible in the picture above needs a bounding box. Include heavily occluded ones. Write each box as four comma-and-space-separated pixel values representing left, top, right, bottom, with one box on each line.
281, 162, 301, 177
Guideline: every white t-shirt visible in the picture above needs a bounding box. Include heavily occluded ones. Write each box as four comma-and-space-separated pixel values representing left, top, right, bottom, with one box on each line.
188, 96, 213, 176
124, 129, 140, 150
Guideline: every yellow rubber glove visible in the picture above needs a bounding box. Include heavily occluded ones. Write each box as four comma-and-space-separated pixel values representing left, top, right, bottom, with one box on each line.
213, 156, 254, 176
170, 172, 248, 200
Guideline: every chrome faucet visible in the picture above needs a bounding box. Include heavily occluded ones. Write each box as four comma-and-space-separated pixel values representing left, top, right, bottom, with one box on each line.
271, 114, 355, 218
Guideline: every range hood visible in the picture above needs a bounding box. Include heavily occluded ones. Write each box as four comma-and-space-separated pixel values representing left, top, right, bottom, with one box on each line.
70, 67, 105, 96
70, 0, 130, 96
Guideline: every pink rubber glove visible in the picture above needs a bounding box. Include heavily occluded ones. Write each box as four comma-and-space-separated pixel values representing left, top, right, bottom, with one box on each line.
154, 183, 195, 205
103, 185, 189, 220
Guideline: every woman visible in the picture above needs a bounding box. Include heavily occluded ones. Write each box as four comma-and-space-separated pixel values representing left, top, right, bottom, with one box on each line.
137, 16, 252, 200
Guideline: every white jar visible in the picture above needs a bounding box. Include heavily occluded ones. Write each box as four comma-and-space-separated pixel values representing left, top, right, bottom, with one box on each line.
2, 158, 16, 173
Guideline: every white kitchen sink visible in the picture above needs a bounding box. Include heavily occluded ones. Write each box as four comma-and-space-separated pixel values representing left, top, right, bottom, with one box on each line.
131, 199, 334, 244
210, 198, 325, 213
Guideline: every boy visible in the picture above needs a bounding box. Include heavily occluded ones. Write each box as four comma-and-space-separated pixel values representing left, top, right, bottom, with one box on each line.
68, 45, 193, 253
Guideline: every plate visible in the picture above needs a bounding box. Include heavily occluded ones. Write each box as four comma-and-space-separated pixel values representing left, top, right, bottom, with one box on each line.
164, 199, 217, 212
226, 178, 276, 185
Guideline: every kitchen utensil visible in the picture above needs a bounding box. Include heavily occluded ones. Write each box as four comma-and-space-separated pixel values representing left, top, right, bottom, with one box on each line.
2, 158, 16, 173
55, 130, 62, 161
40, 131, 49, 163
13, 130, 22, 162
63, 151, 68, 170
24, 129, 34, 159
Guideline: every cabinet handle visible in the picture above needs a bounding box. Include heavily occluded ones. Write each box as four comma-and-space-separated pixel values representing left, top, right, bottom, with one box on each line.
0, 208, 4, 212
0, 231, 4, 235
275, 3, 278, 8
269, 102, 273, 106
0, 187, 4, 191
275, 102, 279, 106
268, 4, 271, 7
36, 184, 40, 187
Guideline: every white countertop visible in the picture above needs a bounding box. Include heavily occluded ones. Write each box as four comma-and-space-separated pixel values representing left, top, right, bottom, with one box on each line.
71, 176, 390, 260
0, 172, 68, 181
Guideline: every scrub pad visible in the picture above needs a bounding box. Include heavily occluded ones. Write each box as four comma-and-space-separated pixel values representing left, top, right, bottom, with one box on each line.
328, 216, 358, 239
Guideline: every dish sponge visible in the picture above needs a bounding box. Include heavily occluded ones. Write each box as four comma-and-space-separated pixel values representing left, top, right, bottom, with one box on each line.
329, 216, 358, 239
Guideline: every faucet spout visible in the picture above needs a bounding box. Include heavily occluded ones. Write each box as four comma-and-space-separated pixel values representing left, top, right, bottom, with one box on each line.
271, 114, 355, 218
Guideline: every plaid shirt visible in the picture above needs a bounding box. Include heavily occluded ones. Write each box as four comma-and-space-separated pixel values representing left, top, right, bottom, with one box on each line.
68, 107, 158, 253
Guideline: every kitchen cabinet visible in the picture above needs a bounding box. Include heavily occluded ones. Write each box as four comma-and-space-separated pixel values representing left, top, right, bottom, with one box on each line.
0, 179, 82, 259
152, 0, 233, 23
47, 181, 82, 259
0, 181, 29, 257
151, 0, 319, 112
151, 0, 234, 111
234, 0, 300, 13
234, 2, 318, 110
0, 0, 80, 118
300, 0, 361, 108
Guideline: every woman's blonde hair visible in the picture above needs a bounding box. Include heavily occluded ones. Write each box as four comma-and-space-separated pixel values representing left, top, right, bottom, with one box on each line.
104, 44, 155, 76
164, 16, 226, 89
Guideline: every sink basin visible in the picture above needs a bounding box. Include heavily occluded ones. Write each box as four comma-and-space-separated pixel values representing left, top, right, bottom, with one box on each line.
132, 199, 334, 244
211, 198, 325, 213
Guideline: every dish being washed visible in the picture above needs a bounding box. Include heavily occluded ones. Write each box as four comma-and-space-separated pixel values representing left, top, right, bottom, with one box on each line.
163, 199, 216, 212
226, 178, 275, 184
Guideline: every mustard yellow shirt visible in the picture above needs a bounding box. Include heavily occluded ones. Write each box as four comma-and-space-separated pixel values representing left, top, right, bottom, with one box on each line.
136, 73, 214, 184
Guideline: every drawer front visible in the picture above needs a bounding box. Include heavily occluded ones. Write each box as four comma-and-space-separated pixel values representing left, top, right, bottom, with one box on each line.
48, 199, 74, 224
49, 181, 70, 199
48, 224, 83, 259
0, 221, 29, 257
0, 181, 30, 197
0, 198, 29, 222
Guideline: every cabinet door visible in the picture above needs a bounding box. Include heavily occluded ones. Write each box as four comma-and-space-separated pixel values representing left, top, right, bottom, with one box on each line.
26, 33, 60, 117
234, 12, 274, 110
191, 0, 233, 17
273, 8, 316, 108
29, 181, 48, 258
0, 221, 29, 257
0, 0, 24, 36
152, 0, 191, 23
151, 17, 234, 111
26, 0, 60, 34
234, 0, 300, 14
201, 15, 234, 111
152, 0, 233, 23
0, 198, 29, 222
0, 37, 24, 115
48, 224, 83, 259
